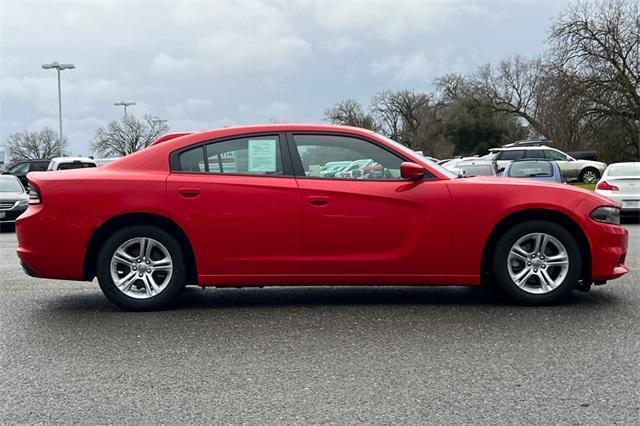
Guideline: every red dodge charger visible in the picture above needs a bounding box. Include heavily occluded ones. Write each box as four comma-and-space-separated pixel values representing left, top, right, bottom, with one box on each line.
16, 124, 628, 310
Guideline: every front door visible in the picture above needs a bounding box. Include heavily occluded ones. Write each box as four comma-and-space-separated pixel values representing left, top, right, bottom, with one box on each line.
167, 134, 301, 279
288, 133, 451, 279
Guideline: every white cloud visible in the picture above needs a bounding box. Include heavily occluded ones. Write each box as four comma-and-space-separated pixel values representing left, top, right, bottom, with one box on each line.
167, 98, 214, 118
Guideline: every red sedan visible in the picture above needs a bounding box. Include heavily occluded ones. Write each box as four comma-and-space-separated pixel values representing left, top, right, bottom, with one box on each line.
16, 124, 628, 310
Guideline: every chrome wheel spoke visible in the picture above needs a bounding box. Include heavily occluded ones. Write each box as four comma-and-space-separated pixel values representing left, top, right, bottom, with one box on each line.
509, 247, 528, 261
116, 271, 138, 293
113, 249, 136, 267
514, 267, 533, 287
539, 269, 555, 292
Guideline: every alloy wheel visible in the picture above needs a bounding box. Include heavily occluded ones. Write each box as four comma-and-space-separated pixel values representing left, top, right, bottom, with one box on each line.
507, 232, 569, 294
582, 170, 598, 183
110, 237, 173, 299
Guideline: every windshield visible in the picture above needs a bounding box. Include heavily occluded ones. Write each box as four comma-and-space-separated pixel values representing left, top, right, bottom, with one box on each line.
0, 178, 24, 192
375, 133, 457, 178
608, 163, 640, 177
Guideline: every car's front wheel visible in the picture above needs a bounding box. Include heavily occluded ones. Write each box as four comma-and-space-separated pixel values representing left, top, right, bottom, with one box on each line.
492, 220, 582, 305
96, 226, 187, 311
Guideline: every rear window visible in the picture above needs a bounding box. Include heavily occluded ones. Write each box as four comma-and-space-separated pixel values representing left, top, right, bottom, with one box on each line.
508, 161, 553, 177
57, 162, 97, 170
608, 164, 640, 177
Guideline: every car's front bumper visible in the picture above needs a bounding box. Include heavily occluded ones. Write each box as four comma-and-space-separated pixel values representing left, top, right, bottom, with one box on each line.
0, 205, 28, 223
587, 220, 629, 281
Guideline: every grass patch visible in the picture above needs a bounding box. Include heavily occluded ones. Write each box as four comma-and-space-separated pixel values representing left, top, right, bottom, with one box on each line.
572, 182, 596, 191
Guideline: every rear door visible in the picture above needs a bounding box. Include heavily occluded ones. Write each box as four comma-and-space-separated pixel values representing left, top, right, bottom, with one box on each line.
167, 133, 302, 279
288, 133, 451, 278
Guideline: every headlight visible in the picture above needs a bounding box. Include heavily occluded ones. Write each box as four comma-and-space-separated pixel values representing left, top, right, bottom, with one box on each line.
590, 206, 620, 225
18, 199, 29, 207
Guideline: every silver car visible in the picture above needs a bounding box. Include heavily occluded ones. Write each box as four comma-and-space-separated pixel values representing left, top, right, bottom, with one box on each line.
0, 175, 29, 227
595, 162, 640, 218
490, 147, 606, 183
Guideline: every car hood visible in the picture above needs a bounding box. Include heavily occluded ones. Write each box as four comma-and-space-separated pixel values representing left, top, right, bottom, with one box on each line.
462, 176, 616, 205
0, 191, 28, 201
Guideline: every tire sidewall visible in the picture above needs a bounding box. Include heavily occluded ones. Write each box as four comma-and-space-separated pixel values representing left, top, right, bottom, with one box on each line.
493, 220, 582, 305
96, 225, 187, 311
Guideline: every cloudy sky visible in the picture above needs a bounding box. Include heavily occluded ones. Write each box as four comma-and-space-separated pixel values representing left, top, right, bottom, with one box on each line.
0, 0, 569, 156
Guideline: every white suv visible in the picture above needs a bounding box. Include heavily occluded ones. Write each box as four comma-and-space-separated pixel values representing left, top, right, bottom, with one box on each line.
490, 147, 606, 183
47, 157, 97, 171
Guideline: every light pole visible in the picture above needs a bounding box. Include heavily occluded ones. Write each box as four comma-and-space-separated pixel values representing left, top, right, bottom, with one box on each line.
114, 101, 136, 118
42, 61, 75, 157
152, 118, 168, 126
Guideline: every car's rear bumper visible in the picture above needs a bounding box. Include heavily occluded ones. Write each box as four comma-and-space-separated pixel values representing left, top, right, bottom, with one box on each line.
588, 221, 629, 281
16, 205, 93, 281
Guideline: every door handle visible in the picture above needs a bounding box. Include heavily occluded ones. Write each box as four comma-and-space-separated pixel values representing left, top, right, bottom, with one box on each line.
178, 188, 201, 198
308, 195, 330, 206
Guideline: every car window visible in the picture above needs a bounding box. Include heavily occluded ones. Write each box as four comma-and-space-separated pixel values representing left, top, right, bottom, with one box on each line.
31, 162, 49, 172
0, 177, 23, 192
498, 150, 525, 161
507, 161, 553, 177
292, 134, 404, 180
179, 146, 206, 172
206, 136, 282, 175
177, 135, 284, 176
57, 162, 97, 170
608, 163, 640, 176
525, 149, 545, 159
8, 162, 29, 175
544, 150, 568, 161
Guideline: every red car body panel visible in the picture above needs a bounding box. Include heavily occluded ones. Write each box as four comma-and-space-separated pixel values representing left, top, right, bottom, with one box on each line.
16, 124, 628, 287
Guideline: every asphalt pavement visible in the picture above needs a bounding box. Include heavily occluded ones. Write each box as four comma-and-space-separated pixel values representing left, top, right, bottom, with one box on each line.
1, 225, 639, 424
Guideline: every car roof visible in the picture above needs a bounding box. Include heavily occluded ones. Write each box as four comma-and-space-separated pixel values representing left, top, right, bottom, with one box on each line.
50, 157, 96, 163
0, 174, 21, 181
490, 146, 555, 152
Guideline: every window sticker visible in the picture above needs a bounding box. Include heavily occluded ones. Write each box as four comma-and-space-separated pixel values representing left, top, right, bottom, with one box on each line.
248, 139, 277, 172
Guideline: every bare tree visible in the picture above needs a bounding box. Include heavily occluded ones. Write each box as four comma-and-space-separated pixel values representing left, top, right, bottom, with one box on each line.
3, 128, 66, 162
92, 114, 170, 157
550, 0, 640, 157
324, 99, 378, 130
472, 55, 548, 135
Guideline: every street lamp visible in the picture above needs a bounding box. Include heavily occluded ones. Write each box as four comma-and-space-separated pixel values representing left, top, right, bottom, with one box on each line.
42, 61, 75, 157
114, 101, 136, 118
152, 118, 168, 126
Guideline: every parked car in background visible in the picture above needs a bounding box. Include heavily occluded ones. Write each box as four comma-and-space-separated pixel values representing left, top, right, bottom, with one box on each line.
456, 160, 496, 177
47, 157, 97, 171
334, 159, 372, 178
16, 124, 628, 310
94, 158, 120, 167
503, 159, 563, 183
2, 159, 50, 187
489, 147, 606, 183
440, 156, 481, 173
596, 162, 640, 219
0, 175, 29, 229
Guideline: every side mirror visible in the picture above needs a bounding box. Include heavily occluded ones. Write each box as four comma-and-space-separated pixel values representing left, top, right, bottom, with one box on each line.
400, 162, 426, 180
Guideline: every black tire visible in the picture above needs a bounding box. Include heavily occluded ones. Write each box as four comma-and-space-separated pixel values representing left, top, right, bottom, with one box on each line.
579, 167, 600, 183
96, 225, 187, 311
492, 220, 582, 305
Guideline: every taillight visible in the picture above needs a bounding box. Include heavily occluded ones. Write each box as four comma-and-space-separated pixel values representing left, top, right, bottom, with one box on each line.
28, 185, 41, 205
596, 181, 619, 191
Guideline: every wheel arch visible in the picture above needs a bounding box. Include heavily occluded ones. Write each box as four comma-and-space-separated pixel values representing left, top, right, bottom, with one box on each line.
481, 208, 591, 284
83, 212, 197, 284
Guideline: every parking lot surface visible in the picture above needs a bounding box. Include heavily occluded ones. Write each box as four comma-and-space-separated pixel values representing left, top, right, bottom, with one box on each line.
1, 225, 639, 424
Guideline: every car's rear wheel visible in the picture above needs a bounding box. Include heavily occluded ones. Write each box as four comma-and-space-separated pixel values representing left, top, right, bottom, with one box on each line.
579, 168, 599, 183
96, 226, 186, 311
492, 220, 582, 305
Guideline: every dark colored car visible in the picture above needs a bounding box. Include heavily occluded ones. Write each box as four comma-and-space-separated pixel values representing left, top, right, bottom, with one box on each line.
3, 160, 50, 188
0, 175, 29, 228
